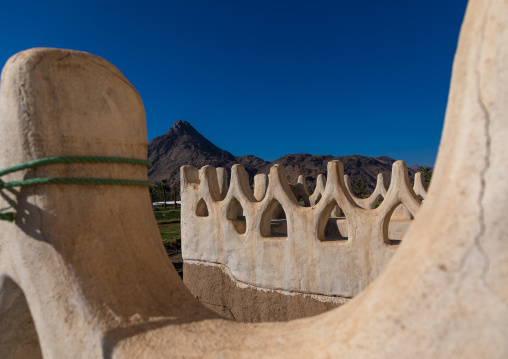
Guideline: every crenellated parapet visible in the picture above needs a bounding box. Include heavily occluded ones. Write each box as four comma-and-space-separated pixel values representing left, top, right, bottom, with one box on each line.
181, 160, 424, 303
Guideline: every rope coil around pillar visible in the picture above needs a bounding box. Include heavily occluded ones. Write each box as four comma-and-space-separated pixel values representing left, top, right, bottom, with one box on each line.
0, 156, 152, 222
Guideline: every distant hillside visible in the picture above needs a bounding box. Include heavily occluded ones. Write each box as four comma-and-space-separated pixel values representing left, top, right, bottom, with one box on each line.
148, 121, 415, 190
254, 153, 415, 189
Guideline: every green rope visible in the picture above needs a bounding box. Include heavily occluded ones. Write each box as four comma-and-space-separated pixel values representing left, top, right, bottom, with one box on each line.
0, 156, 151, 177
0, 156, 152, 222
0, 177, 152, 189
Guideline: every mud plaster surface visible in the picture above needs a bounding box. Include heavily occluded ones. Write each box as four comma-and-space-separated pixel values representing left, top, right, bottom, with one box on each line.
184, 262, 349, 322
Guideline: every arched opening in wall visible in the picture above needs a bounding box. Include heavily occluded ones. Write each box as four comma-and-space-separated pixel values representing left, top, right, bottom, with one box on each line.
373, 195, 384, 209
272, 203, 286, 220
384, 203, 414, 245
260, 199, 288, 238
226, 197, 246, 234
332, 203, 346, 218
196, 198, 209, 217
0, 277, 43, 358
318, 200, 348, 242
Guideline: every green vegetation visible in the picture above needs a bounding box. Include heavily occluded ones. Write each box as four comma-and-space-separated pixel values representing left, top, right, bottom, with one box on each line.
419, 166, 433, 190
353, 179, 369, 198
153, 209, 181, 222
153, 206, 182, 276
154, 207, 181, 241
159, 222, 181, 240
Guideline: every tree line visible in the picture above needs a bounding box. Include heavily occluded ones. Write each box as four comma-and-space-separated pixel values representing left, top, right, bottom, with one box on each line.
150, 180, 180, 209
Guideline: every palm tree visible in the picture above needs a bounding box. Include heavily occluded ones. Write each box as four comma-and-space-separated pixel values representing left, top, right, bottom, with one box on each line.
172, 185, 179, 208
159, 180, 169, 209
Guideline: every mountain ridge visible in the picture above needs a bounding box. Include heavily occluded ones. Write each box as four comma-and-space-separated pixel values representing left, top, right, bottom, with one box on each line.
148, 121, 416, 190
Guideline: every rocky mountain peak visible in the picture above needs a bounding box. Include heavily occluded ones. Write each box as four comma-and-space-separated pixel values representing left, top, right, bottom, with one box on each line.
148, 121, 238, 185
171, 120, 195, 135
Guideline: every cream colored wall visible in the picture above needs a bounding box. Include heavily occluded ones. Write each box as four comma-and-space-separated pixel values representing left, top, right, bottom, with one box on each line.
181, 160, 422, 298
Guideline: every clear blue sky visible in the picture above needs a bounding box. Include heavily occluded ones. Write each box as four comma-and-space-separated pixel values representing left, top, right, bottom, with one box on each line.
1, 0, 468, 166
